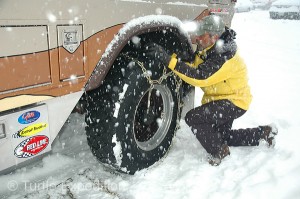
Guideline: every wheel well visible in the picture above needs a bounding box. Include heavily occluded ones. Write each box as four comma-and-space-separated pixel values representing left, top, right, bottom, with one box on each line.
85, 24, 194, 92
122, 28, 194, 61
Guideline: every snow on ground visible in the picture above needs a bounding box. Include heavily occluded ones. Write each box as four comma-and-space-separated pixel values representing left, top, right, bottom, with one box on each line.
1, 10, 300, 199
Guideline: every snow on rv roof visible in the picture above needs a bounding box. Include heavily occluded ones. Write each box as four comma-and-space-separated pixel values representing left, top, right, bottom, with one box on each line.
166, 1, 207, 7
120, 0, 208, 7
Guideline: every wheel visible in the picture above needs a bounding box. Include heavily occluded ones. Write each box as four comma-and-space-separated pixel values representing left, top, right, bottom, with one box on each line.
85, 47, 181, 174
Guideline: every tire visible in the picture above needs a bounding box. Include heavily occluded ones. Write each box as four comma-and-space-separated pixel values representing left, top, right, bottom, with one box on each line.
85, 50, 181, 174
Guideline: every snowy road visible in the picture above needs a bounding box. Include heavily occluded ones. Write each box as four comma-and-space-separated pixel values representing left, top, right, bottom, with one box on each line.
1, 10, 300, 199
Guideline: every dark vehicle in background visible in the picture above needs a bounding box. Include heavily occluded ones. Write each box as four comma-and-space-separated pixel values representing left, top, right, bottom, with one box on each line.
269, 0, 300, 19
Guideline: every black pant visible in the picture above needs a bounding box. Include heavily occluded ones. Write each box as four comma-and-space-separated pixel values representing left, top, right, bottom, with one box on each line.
185, 100, 264, 155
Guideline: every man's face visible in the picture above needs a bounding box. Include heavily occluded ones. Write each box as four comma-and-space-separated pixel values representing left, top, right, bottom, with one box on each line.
190, 32, 219, 49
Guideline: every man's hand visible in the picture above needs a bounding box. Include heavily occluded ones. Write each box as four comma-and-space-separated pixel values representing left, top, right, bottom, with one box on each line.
144, 43, 171, 66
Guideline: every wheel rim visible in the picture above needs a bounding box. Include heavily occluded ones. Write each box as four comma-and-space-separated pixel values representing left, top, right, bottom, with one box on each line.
133, 84, 174, 151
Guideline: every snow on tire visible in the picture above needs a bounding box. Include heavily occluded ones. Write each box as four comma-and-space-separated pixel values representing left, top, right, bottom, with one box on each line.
85, 53, 180, 174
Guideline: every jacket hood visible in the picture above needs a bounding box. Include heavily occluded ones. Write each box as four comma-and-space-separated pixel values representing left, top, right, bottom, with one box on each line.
220, 27, 237, 41
214, 27, 237, 54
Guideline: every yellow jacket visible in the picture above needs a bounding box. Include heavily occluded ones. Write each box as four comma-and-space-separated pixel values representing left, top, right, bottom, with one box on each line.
168, 29, 252, 110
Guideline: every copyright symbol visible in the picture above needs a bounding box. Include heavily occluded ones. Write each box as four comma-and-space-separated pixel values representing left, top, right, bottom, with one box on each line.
7, 180, 18, 191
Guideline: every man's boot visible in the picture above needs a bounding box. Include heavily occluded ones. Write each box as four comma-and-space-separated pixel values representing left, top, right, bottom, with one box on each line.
208, 144, 230, 166
260, 124, 278, 147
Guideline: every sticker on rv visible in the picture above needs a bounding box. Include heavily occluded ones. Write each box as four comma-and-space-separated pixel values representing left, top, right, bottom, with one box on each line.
12, 123, 48, 138
18, 111, 40, 124
14, 135, 49, 158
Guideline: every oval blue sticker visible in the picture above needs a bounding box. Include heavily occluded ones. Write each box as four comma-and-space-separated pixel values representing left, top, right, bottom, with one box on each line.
18, 111, 40, 124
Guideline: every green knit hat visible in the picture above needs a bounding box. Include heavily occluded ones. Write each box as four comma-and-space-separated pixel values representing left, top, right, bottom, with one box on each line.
196, 15, 225, 36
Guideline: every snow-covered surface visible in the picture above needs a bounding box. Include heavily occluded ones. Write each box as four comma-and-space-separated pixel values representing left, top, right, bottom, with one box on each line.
270, 0, 300, 12
166, 2, 206, 7
1, 11, 300, 199
119, 0, 207, 7
270, 6, 299, 13
272, 0, 300, 6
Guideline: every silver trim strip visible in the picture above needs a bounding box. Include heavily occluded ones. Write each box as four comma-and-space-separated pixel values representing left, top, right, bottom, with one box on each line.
0, 82, 51, 95
61, 75, 85, 82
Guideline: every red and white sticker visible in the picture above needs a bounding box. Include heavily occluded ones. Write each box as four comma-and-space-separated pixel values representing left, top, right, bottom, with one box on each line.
14, 135, 49, 158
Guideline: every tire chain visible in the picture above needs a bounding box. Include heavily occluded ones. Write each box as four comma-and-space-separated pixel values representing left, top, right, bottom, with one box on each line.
22, 177, 75, 199
78, 168, 123, 199
21, 168, 124, 199
121, 53, 183, 131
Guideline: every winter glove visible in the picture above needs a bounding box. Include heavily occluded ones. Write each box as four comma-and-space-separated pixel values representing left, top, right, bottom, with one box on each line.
144, 43, 171, 66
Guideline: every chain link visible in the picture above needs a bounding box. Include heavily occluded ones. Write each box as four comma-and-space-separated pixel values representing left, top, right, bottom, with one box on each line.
121, 53, 183, 130
79, 168, 122, 198
121, 53, 174, 86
